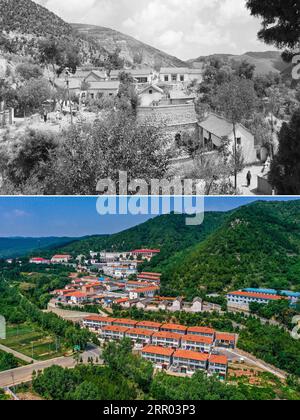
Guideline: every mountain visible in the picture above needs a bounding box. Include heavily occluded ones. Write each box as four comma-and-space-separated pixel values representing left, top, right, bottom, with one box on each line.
54, 212, 227, 260
71, 23, 187, 68
188, 51, 291, 76
0, 237, 75, 258
0, 0, 72, 38
150, 200, 300, 298
56, 200, 300, 299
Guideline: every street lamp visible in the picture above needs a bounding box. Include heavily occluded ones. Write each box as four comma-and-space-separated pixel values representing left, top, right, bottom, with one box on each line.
64, 68, 73, 125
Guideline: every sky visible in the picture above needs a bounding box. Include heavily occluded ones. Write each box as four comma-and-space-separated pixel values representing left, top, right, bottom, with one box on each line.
0, 196, 298, 238
35, 0, 276, 60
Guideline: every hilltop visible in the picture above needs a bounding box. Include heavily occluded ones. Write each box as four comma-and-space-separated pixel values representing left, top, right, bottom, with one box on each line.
0, 237, 75, 258
188, 51, 290, 76
148, 200, 300, 298
71, 23, 187, 68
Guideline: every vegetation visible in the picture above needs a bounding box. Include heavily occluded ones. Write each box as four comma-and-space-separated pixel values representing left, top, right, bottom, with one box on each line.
31, 338, 300, 400
0, 350, 19, 372
269, 109, 300, 194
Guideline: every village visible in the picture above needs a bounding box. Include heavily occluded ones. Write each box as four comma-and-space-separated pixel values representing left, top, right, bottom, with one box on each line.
0, 61, 279, 195
24, 246, 298, 381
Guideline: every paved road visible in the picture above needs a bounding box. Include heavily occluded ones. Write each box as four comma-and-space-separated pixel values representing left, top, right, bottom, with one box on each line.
0, 345, 102, 388
0, 344, 36, 364
223, 348, 286, 380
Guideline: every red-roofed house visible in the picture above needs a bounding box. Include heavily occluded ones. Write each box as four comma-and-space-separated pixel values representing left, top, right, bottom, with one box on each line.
125, 328, 154, 345
173, 349, 209, 373
51, 255, 72, 263
83, 316, 116, 331
112, 318, 138, 329
151, 331, 182, 348
181, 335, 214, 353
187, 326, 216, 339
101, 325, 129, 340
141, 345, 174, 368
160, 323, 187, 335
215, 333, 236, 349
129, 286, 159, 300
131, 249, 160, 261
227, 290, 286, 311
64, 291, 87, 305
208, 355, 228, 378
136, 321, 162, 331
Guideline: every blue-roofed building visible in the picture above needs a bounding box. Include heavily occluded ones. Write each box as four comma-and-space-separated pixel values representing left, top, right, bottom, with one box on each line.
243, 288, 300, 305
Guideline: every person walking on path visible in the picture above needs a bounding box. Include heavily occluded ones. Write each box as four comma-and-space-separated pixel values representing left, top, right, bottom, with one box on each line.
43, 109, 48, 123
246, 171, 252, 188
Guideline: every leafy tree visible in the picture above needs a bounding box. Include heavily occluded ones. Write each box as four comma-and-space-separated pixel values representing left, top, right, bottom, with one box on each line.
269, 108, 300, 194
16, 63, 43, 80
246, 0, 300, 49
215, 77, 257, 189
17, 78, 53, 115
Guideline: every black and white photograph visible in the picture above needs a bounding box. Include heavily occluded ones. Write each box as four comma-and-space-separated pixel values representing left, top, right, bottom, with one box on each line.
0, 0, 299, 195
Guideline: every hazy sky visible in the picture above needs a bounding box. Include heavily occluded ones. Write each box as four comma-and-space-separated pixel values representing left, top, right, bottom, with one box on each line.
0, 197, 296, 237
35, 0, 276, 60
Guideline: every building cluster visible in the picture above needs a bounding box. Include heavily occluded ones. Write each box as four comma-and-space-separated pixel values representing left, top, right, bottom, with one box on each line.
227, 288, 300, 311
30, 254, 72, 265
83, 315, 235, 378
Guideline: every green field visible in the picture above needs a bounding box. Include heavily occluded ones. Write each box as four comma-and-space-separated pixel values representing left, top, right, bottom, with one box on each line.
1, 324, 66, 361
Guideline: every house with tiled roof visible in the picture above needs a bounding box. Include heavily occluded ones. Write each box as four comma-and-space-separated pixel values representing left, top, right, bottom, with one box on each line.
198, 112, 257, 164
141, 345, 174, 368
151, 331, 182, 348
172, 349, 209, 373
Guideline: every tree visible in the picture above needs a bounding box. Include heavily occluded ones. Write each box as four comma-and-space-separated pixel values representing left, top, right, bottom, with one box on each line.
16, 63, 43, 81
215, 77, 257, 190
246, 0, 300, 49
269, 108, 300, 194
17, 78, 53, 115
117, 72, 140, 113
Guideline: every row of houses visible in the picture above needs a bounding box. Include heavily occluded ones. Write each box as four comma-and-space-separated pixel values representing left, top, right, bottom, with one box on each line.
227, 288, 300, 311
83, 316, 236, 349
83, 316, 232, 378
30, 255, 72, 264
141, 347, 228, 378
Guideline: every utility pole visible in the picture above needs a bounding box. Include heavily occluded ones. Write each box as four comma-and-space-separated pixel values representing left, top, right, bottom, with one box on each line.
65, 68, 73, 125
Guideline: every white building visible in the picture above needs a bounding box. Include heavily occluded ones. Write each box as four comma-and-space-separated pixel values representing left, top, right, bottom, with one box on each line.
227, 290, 285, 311
125, 328, 153, 345
159, 67, 203, 85
83, 316, 116, 331
141, 345, 174, 369
129, 286, 159, 300
186, 326, 216, 340
181, 335, 214, 353
101, 325, 128, 340
51, 254, 72, 264
151, 331, 182, 349
208, 355, 228, 378
172, 350, 208, 374
198, 113, 257, 164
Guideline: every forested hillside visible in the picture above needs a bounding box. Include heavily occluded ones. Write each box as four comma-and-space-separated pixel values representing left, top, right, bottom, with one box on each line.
152, 201, 300, 298
56, 212, 228, 261
0, 237, 75, 258
0, 0, 72, 37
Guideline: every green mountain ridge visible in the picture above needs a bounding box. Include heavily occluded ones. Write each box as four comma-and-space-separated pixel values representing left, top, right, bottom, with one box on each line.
0, 237, 76, 258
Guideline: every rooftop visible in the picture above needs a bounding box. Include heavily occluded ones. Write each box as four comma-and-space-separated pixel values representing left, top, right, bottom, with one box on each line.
215, 333, 236, 342
102, 325, 129, 333
183, 335, 214, 345
113, 318, 138, 326
173, 349, 209, 362
84, 316, 116, 323
209, 355, 228, 365
187, 326, 216, 335
142, 345, 174, 357
228, 291, 286, 301
152, 331, 182, 340
161, 323, 187, 332
125, 328, 154, 337
136, 321, 162, 329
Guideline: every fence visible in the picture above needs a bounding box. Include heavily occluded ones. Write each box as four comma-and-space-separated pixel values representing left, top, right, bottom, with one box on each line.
0, 108, 14, 128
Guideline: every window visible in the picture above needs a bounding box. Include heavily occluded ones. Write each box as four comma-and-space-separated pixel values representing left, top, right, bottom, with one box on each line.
149, 89, 153, 94
180, 75, 184, 82
164, 75, 169, 82
172, 74, 177, 82
237, 137, 242, 146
